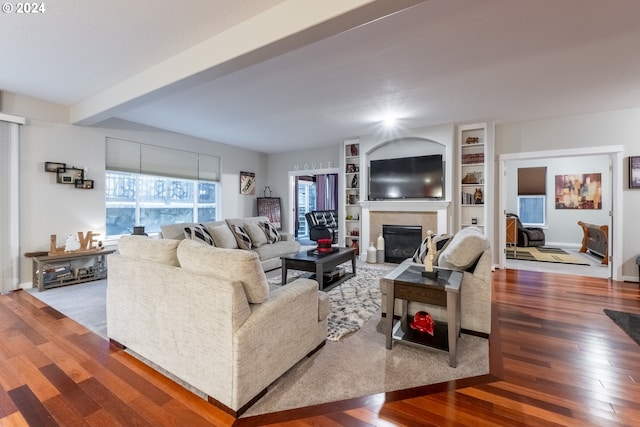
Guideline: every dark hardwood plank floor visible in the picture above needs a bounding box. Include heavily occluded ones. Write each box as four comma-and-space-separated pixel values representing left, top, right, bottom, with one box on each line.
1, 268, 639, 426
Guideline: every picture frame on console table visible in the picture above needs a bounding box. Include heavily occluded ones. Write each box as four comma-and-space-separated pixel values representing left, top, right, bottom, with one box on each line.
257, 197, 282, 229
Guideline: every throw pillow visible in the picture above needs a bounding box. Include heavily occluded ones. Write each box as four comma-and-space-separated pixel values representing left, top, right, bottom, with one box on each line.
244, 222, 268, 247
438, 226, 489, 270
183, 224, 215, 246
412, 233, 452, 264
260, 221, 281, 243
206, 224, 239, 249
230, 224, 252, 250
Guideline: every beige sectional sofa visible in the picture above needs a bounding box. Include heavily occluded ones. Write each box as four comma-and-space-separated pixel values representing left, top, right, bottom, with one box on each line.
160, 216, 300, 271
380, 226, 492, 335
107, 236, 329, 416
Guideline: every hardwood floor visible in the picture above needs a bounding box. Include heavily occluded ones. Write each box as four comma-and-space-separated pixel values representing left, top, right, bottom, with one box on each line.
1, 268, 638, 426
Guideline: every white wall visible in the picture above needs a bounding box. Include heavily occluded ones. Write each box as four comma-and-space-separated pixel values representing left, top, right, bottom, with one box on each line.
505, 156, 610, 246
496, 107, 640, 279
5, 93, 267, 286
266, 145, 341, 234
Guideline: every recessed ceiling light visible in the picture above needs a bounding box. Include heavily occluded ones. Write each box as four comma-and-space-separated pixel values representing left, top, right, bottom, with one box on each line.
383, 116, 397, 128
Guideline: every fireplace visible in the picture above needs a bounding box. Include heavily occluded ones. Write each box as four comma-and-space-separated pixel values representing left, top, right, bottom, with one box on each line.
383, 225, 422, 263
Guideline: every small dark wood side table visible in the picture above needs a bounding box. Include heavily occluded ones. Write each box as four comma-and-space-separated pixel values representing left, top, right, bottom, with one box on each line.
383, 263, 462, 367
280, 247, 356, 291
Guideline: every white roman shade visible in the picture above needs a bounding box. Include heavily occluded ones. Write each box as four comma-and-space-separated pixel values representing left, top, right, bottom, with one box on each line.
106, 137, 220, 181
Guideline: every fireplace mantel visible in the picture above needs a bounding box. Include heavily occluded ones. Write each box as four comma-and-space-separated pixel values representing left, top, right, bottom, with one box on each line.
358, 199, 451, 261
360, 200, 450, 212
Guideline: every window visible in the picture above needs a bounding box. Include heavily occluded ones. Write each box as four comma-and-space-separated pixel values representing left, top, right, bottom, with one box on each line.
518, 195, 546, 226
105, 171, 218, 237
105, 137, 220, 238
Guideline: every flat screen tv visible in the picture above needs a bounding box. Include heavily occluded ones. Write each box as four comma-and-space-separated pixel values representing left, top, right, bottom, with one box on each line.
369, 154, 444, 200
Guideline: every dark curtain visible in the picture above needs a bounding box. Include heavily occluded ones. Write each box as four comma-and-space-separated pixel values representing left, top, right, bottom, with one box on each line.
315, 173, 338, 210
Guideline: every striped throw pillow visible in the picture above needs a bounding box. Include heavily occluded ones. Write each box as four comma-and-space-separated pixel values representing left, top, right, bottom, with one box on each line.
230, 224, 252, 250
184, 225, 215, 246
260, 221, 281, 244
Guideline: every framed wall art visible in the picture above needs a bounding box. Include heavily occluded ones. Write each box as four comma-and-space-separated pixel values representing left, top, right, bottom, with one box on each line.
629, 156, 640, 189
554, 173, 602, 209
257, 197, 282, 229
240, 171, 256, 195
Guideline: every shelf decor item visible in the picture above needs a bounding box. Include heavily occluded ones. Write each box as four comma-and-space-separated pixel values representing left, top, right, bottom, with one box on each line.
366, 243, 377, 263
376, 233, 385, 263
57, 167, 83, 184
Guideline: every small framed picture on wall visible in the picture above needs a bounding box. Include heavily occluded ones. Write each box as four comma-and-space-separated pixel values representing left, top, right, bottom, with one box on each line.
630, 156, 640, 189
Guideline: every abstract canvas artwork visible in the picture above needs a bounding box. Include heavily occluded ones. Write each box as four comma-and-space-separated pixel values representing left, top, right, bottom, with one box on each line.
554, 173, 602, 209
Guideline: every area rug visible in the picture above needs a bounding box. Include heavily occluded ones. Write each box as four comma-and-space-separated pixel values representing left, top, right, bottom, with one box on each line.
270, 262, 394, 341
604, 309, 640, 346
507, 246, 589, 265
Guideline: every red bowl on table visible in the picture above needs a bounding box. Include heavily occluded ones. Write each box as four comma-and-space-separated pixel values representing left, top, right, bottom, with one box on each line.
317, 238, 332, 252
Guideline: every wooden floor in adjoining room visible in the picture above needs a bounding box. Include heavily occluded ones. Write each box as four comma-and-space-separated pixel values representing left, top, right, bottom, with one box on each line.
1, 269, 639, 426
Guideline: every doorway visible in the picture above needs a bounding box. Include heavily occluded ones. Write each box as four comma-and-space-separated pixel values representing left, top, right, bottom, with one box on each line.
288, 169, 339, 243
498, 146, 623, 281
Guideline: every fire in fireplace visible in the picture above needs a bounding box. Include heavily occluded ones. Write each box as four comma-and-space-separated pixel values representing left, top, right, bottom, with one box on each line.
383, 225, 422, 263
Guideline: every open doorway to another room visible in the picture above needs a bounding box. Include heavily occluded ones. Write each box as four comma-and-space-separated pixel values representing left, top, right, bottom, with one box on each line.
291, 172, 339, 245
498, 147, 623, 280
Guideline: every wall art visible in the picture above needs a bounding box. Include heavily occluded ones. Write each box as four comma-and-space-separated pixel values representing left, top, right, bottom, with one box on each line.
554, 173, 602, 209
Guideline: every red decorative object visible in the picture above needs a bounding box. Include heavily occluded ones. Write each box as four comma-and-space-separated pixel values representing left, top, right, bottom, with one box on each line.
410, 311, 435, 336
350, 240, 359, 255
317, 238, 332, 252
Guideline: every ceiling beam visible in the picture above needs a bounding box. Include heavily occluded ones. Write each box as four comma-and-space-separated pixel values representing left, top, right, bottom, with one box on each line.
70, 0, 426, 126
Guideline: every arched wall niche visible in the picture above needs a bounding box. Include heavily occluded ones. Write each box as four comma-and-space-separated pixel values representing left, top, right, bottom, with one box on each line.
367, 137, 445, 162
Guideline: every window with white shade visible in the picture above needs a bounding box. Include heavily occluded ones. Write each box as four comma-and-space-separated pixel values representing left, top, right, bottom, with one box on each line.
105, 138, 220, 238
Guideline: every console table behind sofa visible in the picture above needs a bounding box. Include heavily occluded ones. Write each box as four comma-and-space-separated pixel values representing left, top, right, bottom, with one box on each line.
578, 221, 608, 265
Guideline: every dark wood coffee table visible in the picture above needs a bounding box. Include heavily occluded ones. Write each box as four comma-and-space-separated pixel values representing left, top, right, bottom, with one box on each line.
281, 247, 356, 291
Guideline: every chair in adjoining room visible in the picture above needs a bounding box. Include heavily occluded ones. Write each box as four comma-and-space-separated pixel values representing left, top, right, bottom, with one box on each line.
305, 210, 338, 243
506, 213, 546, 247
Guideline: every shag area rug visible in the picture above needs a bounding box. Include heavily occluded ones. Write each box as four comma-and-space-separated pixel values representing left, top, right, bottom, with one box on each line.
507, 246, 589, 265
604, 309, 640, 346
271, 262, 393, 341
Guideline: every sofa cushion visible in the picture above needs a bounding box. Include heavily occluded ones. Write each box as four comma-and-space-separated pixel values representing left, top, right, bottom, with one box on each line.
206, 224, 238, 249
412, 233, 452, 264
184, 224, 215, 246
438, 226, 489, 270
260, 221, 281, 243
177, 239, 269, 303
244, 222, 268, 247
230, 224, 252, 250
118, 235, 181, 266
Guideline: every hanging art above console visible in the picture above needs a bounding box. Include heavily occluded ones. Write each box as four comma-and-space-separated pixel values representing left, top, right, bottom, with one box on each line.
44, 161, 94, 189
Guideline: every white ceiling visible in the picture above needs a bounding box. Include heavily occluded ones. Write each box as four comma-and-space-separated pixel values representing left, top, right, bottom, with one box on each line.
3, 0, 640, 153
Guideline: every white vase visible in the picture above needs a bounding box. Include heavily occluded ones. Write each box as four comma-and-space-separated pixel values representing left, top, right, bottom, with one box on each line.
376, 233, 385, 263
366, 243, 377, 263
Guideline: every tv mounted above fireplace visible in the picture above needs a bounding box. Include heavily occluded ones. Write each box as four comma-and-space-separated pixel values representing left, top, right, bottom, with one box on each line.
369, 154, 444, 200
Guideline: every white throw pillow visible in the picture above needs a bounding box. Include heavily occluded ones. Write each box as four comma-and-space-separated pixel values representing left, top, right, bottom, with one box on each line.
206, 224, 238, 249
438, 227, 489, 270
244, 222, 268, 247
